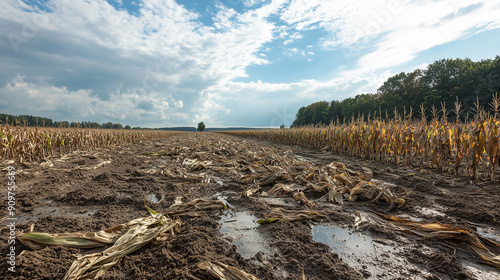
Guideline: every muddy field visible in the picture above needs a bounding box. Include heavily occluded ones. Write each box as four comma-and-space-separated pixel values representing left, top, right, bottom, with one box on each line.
1, 133, 499, 279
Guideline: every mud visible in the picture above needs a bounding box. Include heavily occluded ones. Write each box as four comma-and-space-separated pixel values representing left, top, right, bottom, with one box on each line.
1, 133, 499, 279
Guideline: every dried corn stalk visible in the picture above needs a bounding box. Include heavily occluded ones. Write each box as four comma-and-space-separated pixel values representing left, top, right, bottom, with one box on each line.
167, 198, 227, 215
63, 211, 180, 280
0, 125, 183, 162
18, 208, 177, 250
257, 208, 326, 224
18, 208, 180, 280
369, 211, 500, 268
220, 107, 500, 181
198, 261, 259, 280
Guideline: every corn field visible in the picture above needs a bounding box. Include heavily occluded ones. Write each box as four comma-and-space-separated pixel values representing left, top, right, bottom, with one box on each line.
0, 126, 183, 162
221, 99, 500, 181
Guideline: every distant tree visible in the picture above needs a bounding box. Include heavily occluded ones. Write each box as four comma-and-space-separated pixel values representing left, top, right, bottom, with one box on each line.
280, 124, 285, 129
124, 125, 131, 129
102, 122, 113, 129
197, 121, 206, 132
112, 123, 123, 129
291, 56, 500, 125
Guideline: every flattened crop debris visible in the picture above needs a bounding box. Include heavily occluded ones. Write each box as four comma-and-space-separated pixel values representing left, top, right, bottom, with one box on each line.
198, 261, 259, 280
257, 208, 327, 224
19, 208, 181, 279
369, 211, 500, 268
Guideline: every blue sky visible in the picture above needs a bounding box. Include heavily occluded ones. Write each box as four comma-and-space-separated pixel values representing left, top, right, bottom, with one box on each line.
1, 0, 499, 128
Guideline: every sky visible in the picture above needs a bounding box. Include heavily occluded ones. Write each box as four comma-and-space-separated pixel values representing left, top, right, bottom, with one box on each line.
1, 0, 499, 128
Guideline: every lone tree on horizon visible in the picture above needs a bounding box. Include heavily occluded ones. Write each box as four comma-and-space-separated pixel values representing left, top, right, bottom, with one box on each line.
197, 121, 206, 132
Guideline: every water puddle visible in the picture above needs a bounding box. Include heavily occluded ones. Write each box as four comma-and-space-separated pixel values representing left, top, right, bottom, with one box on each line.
217, 194, 270, 258
461, 260, 500, 280
476, 227, 500, 242
147, 193, 159, 204
312, 224, 424, 279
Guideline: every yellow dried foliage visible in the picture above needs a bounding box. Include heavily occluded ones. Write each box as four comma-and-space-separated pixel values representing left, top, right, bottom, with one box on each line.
221, 118, 500, 181
0, 125, 184, 162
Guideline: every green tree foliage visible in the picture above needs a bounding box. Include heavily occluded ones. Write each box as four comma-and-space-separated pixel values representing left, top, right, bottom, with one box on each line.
197, 121, 206, 132
291, 56, 500, 126
0, 113, 131, 129
291, 101, 330, 127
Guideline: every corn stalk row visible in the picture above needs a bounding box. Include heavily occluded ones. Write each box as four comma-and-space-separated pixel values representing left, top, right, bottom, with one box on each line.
220, 118, 500, 181
0, 126, 183, 162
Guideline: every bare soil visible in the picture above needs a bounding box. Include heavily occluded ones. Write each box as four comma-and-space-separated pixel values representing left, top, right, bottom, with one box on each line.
1, 133, 499, 280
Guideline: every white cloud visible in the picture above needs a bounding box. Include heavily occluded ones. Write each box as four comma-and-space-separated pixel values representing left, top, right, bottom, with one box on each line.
281, 0, 500, 70
0, 0, 281, 126
243, 0, 268, 8
1, 0, 499, 128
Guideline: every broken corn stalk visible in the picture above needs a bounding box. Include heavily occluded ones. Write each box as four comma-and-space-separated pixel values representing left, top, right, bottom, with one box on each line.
257, 208, 326, 224
369, 211, 500, 268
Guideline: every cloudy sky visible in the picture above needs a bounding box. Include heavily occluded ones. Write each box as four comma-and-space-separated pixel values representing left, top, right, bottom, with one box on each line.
1, 0, 499, 128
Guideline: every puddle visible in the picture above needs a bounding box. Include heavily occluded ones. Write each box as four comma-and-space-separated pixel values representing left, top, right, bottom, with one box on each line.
312, 225, 432, 279
217, 194, 270, 258
461, 260, 500, 280
477, 227, 500, 242
18, 205, 99, 223
147, 193, 159, 204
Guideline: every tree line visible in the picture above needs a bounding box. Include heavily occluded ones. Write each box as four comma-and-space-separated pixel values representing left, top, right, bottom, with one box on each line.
0, 113, 137, 129
291, 56, 500, 126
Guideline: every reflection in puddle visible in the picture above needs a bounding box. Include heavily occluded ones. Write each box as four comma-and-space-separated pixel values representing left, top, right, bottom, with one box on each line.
313, 225, 376, 255
477, 227, 500, 242
147, 193, 159, 204
461, 260, 500, 280
312, 225, 402, 279
217, 194, 270, 258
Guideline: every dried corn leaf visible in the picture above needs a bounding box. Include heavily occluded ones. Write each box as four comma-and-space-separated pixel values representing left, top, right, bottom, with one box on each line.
293, 191, 317, 209
167, 198, 227, 215
349, 181, 404, 208
64, 212, 180, 280
369, 211, 500, 268
241, 174, 262, 184
360, 167, 373, 181
198, 261, 259, 280
18, 232, 114, 251
263, 183, 306, 197
242, 186, 261, 197
334, 172, 353, 185
318, 184, 349, 204
261, 172, 281, 185
19, 209, 168, 250
257, 208, 326, 224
